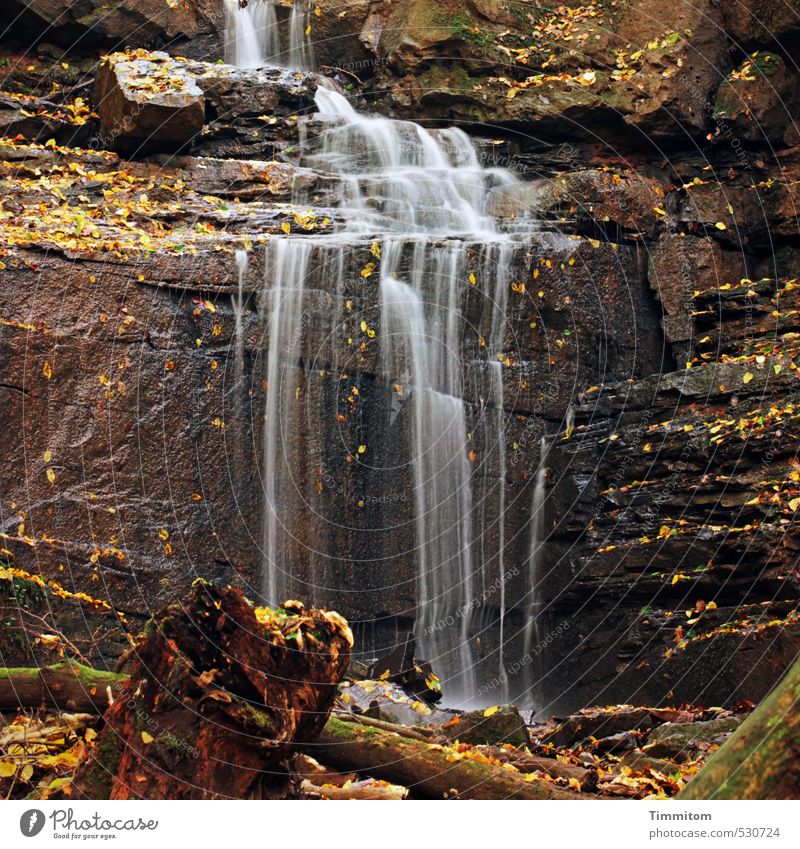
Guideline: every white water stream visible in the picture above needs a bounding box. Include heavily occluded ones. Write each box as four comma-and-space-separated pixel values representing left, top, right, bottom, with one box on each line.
224, 0, 314, 69
227, 7, 548, 705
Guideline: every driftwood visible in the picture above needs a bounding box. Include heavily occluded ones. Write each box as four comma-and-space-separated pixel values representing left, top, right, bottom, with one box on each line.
0, 661, 126, 712
292, 752, 357, 787
307, 716, 582, 799
300, 777, 409, 800
71, 582, 353, 800
679, 656, 800, 800
493, 749, 599, 791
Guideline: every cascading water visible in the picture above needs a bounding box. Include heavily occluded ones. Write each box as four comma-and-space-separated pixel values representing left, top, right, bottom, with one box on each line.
225, 7, 545, 701
261, 87, 526, 703
304, 88, 528, 697
522, 435, 549, 705
233, 249, 249, 379
287, 2, 314, 71
260, 239, 315, 606
224, 0, 314, 69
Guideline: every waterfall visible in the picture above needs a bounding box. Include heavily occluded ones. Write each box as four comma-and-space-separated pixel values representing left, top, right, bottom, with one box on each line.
254, 83, 541, 703
224, 0, 314, 70
233, 248, 248, 380
287, 2, 314, 71
306, 89, 519, 702
522, 435, 549, 706
260, 238, 314, 605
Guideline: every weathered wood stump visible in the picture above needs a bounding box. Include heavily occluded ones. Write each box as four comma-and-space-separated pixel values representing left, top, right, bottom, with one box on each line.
72, 581, 352, 799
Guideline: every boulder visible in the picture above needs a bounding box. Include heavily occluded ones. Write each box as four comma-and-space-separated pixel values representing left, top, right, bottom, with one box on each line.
93, 50, 320, 156
94, 50, 205, 153
714, 53, 800, 145
369, 0, 729, 143
542, 707, 655, 748
644, 717, 744, 758
440, 706, 530, 747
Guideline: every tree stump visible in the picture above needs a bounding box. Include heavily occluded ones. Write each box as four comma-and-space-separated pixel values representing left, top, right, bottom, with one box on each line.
72, 581, 352, 799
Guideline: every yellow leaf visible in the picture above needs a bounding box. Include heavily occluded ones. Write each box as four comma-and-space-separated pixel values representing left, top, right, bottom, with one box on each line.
360, 262, 375, 278
43, 361, 52, 380
281, 221, 291, 234
789, 498, 800, 511
141, 731, 154, 744
20, 764, 34, 782
357, 445, 366, 454
469, 272, 476, 286
715, 222, 727, 230
743, 371, 754, 384
370, 241, 381, 259
44, 449, 52, 463
0, 761, 15, 778
483, 705, 499, 717
46, 468, 55, 484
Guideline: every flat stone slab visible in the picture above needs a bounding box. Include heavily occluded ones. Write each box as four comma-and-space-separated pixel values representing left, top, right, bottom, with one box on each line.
95, 50, 205, 153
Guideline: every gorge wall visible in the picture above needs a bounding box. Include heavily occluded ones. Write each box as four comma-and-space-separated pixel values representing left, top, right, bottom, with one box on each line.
1, 0, 799, 714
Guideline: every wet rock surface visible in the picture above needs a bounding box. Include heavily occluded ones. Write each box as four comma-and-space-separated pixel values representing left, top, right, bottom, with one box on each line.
644, 716, 744, 758
1, 0, 800, 718
95, 51, 205, 153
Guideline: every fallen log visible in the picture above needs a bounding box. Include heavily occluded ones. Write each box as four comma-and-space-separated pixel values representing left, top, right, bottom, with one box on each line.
307, 716, 583, 799
679, 656, 800, 800
71, 581, 353, 800
0, 662, 126, 712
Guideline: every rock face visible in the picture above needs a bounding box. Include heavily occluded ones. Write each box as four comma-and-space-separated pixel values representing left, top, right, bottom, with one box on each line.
2, 0, 800, 718
6, 0, 224, 58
